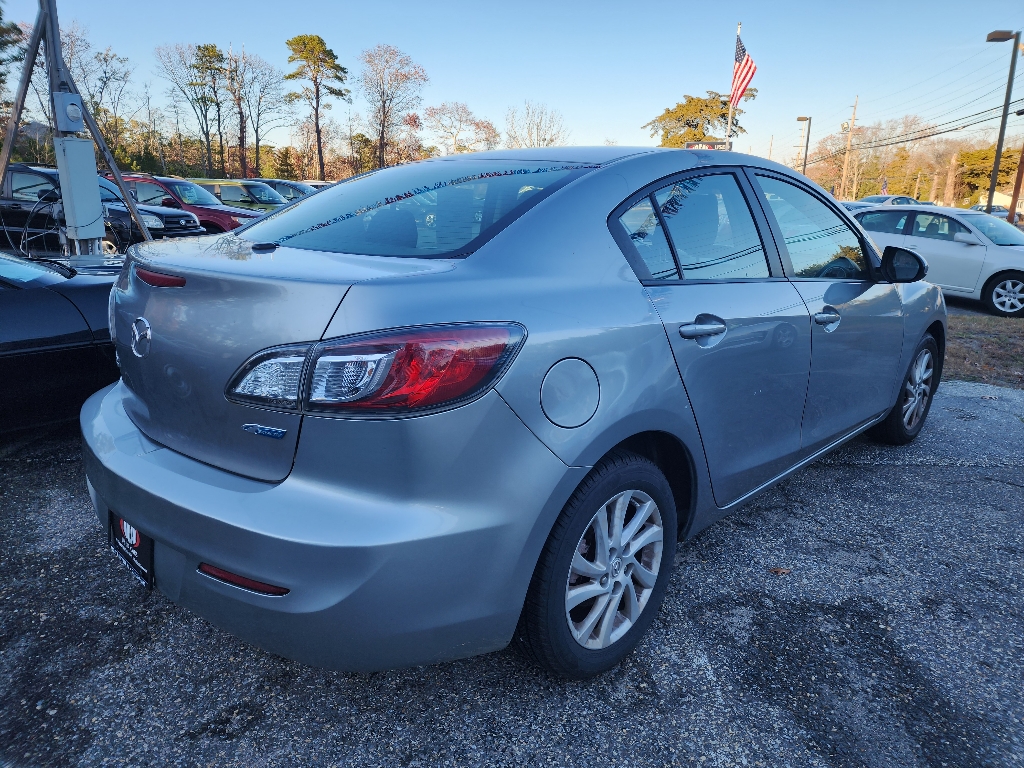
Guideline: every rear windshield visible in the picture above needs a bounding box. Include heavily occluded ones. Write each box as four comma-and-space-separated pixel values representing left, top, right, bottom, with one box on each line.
238, 160, 596, 257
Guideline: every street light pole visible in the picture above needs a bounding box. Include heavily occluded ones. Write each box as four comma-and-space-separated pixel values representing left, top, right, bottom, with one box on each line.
797, 116, 811, 175
985, 29, 1020, 213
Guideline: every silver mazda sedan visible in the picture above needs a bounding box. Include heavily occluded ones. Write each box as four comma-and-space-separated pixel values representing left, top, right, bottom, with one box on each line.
83, 148, 945, 678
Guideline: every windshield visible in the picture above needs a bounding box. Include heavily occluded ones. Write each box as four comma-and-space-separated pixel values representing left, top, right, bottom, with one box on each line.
238, 160, 596, 257
960, 213, 1024, 246
164, 180, 221, 206
98, 178, 124, 203
244, 183, 286, 204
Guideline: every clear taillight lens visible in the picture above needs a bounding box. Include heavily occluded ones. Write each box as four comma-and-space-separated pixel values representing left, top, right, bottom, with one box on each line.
226, 345, 310, 409
304, 324, 525, 415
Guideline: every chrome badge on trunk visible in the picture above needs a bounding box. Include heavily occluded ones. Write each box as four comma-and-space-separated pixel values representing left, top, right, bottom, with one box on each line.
242, 423, 288, 439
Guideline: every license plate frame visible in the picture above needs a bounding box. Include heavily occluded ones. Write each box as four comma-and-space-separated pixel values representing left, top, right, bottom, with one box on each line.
108, 511, 154, 588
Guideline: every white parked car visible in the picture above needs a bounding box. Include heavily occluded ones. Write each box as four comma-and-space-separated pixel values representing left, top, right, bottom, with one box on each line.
855, 205, 1024, 316
857, 195, 919, 206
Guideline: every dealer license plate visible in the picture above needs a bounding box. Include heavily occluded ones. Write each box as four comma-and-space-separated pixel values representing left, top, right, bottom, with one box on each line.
108, 511, 154, 588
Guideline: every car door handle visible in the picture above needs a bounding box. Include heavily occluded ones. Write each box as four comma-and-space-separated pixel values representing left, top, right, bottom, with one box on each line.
814, 311, 841, 326
8, 203, 22, 210
679, 320, 727, 339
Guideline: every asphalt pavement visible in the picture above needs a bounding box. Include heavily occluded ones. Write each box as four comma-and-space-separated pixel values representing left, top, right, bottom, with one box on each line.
1, 380, 1022, 767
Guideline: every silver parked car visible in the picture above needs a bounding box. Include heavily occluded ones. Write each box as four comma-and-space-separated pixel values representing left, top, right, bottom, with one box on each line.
83, 148, 946, 679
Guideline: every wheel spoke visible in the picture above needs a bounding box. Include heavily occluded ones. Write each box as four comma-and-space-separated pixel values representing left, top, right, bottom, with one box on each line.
628, 524, 663, 554
623, 581, 640, 622
621, 499, 654, 550
592, 510, 610, 561
609, 492, 629, 550
571, 550, 605, 579
596, 586, 622, 647
567, 581, 608, 611
630, 558, 658, 588
572, 593, 610, 642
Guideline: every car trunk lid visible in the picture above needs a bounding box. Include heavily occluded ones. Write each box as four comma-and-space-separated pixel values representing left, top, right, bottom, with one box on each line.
113, 235, 452, 481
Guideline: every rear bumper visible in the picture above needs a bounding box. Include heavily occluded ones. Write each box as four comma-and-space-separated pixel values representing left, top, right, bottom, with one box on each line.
81, 381, 581, 671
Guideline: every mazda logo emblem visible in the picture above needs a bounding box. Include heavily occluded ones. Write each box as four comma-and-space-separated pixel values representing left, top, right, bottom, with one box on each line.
130, 317, 152, 358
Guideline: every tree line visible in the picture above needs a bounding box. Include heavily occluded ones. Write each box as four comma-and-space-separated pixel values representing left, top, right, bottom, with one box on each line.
0, 10, 569, 182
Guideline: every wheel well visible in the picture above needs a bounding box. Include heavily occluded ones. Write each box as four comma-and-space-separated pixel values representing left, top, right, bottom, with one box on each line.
202, 223, 224, 234
606, 431, 696, 536
926, 319, 945, 380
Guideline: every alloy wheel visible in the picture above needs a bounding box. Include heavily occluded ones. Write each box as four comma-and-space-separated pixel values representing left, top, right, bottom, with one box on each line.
901, 348, 934, 431
565, 489, 664, 650
992, 278, 1024, 314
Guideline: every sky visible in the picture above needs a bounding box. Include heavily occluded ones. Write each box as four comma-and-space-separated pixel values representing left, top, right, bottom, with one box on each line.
6, 0, 1024, 161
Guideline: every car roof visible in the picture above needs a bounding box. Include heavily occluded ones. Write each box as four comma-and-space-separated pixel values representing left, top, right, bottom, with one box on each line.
853, 203, 985, 217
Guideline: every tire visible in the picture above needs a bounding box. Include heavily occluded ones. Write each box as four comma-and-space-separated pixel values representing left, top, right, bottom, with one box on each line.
981, 271, 1024, 317
869, 334, 939, 445
520, 451, 677, 679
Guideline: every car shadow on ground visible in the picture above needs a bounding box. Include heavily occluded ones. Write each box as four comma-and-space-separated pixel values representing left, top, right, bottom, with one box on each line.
1, 381, 1023, 767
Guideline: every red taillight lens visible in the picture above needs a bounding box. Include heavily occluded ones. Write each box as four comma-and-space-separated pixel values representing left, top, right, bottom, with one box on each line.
198, 563, 289, 596
305, 323, 525, 415
136, 267, 186, 288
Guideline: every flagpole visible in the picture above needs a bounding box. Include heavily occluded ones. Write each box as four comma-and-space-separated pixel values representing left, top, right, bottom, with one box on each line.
725, 22, 740, 149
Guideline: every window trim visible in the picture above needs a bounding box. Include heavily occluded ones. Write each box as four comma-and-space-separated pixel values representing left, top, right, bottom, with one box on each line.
607, 166, 785, 285
744, 168, 882, 282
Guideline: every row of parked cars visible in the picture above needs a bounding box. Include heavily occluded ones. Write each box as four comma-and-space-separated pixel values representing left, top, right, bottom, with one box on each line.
0, 164, 330, 258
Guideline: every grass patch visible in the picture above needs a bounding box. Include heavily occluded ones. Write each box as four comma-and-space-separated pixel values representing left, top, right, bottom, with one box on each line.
944, 312, 1024, 389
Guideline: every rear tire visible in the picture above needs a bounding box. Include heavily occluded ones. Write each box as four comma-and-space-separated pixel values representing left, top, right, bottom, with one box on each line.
981, 271, 1024, 317
520, 451, 677, 679
869, 334, 939, 445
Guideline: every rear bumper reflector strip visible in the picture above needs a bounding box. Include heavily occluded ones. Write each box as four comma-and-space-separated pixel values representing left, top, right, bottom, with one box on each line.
198, 563, 290, 596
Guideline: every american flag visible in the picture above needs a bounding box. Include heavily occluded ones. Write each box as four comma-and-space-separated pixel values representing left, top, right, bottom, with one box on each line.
730, 34, 756, 107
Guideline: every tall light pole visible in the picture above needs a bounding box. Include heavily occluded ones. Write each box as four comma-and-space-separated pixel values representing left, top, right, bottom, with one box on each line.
985, 29, 1020, 213
797, 116, 811, 175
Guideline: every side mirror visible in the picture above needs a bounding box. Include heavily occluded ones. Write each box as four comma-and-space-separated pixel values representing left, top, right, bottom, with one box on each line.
953, 232, 981, 245
161, 196, 180, 208
38, 188, 60, 202
881, 246, 928, 283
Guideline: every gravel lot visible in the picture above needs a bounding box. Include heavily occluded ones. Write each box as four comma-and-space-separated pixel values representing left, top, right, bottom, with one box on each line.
2, 380, 1023, 767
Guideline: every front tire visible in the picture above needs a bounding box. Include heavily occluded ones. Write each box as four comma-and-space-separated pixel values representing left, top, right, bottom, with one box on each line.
870, 334, 939, 445
520, 451, 677, 679
982, 271, 1024, 317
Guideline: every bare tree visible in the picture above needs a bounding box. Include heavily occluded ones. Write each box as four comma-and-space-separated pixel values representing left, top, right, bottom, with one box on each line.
505, 101, 568, 148
358, 44, 427, 168
423, 101, 499, 155
156, 44, 215, 175
241, 53, 289, 178
224, 47, 251, 177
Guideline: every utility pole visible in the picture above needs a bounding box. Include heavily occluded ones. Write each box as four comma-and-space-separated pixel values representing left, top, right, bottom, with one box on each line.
838, 96, 858, 200
1008, 139, 1024, 227
912, 170, 922, 200
943, 152, 959, 207
984, 30, 1020, 213
767, 134, 773, 161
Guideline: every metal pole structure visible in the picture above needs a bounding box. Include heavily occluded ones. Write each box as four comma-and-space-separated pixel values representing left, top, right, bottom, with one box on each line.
986, 30, 1020, 213
723, 22, 740, 151
838, 96, 858, 200
1008, 139, 1024, 228
39, 0, 151, 242
0, 10, 44, 184
797, 116, 811, 175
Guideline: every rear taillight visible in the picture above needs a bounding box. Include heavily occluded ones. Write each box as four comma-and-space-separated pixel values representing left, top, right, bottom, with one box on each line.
306, 324, 525, 414
225, 324, 525, 416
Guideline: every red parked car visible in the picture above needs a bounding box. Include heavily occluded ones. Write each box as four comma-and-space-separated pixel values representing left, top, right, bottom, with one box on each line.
104, 174, 260, 234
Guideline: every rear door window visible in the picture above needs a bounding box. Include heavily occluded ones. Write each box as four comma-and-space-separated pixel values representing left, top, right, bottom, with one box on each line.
654, 174, 769, 280
856, 210, 908, 234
